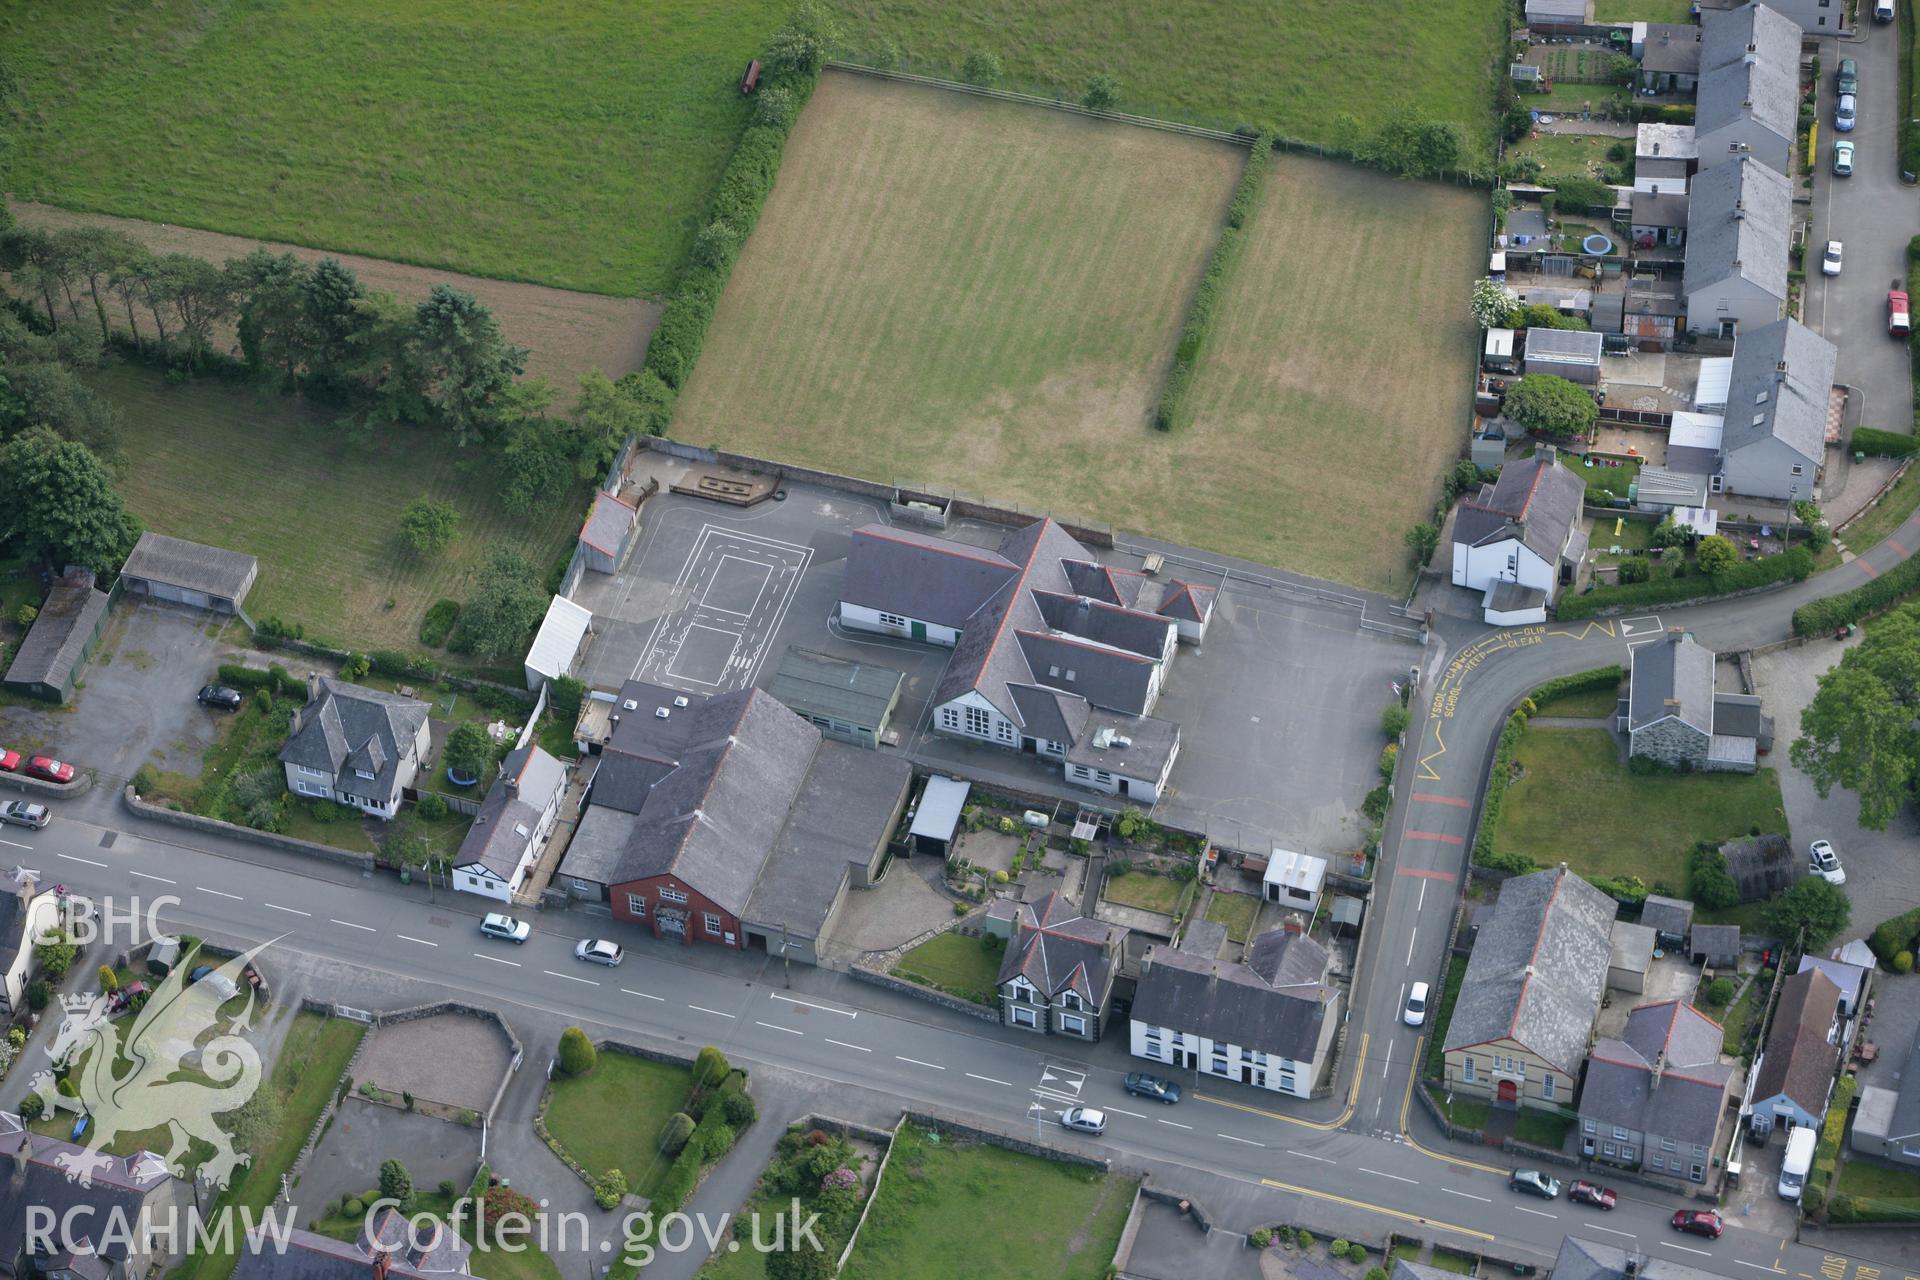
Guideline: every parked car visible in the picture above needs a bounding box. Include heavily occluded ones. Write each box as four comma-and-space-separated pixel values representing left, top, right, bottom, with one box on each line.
1124, 1072, 1182, 1104
575, 938, 624, 967
1509, 1170, 1562, 1199
1876, 0, 1894, 22
186, 965, 241, 1001
197, 685, 244, 710
1833, 141, 1855, 177
1836, 93, 1857, 131
0, 750, 18, 773
479, 913, 531, 944
1403, 981, 1430, 1027
1890, 289, 1912, 337
1837, 57, 1859, 95
1568, 1180, 1618, 1210
1822, 240, 1844, 277
1808, 839, 1846, 885
0, 801, 49, 831
109, 981, 149, 1013
25, 758, 73, 784
1060, 1107, 1107, 1135
1671, 1209, 1725, 1239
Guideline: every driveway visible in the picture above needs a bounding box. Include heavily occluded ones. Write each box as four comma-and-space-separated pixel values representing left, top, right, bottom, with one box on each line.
1806, 23, 1914, 442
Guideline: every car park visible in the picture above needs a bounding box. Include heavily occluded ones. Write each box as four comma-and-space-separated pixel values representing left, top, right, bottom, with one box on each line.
1124, 1072, 1182, 1104
1403, 981, 1429, 1027
1836, 58, 1859, 95
1509, 1170, 1561, 1199
1832, 141, 1853, 177
1671, 1209, 1724, 1239
0, 750, 18, 773
480, 913, 531, 943
1836, 93, 1856, 131
197, 685, 244, 710
1060, 1106, 1107, 1135
25, 758, 74, 784
0, 802, 49, 831
1822, 241, 1843, 277
1890, 290, 1912, 337
575, 938, 624, 967
1808, 839, 1846, 885
1568, 1180, 1618, 1209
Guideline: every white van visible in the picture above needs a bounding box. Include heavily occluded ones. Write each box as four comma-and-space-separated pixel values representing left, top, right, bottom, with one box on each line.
1876, 0, 1895, 22
1778, 1126, 1817, 1201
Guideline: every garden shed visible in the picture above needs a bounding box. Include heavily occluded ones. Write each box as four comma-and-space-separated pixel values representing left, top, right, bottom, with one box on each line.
577, 491, 639, 575
908, 775, 970, 856
523, 595, 593, 690
1, 570, 111, 704
1261, 848, 1326, 911
1608, 920, 1656, 993
1523, 327, 1605, 385
1640, 894, 1694, 946
1689, 924, 1740, 969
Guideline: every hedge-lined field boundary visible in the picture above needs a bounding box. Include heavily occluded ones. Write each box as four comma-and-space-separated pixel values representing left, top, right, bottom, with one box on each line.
1852, 427, 1920, 458
1558, 547, 1814, 619
1471, 666, 1623, 868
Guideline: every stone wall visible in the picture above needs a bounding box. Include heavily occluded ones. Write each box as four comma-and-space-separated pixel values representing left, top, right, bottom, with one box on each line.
373, 1001, 523, 1122
277, 1001, 375, 1211
1629, 718, 1707, 770
3, 771, 91, 801
123, 786, 375, 871
850, 963, 1003, 1024
901, 1108, 1136, 1177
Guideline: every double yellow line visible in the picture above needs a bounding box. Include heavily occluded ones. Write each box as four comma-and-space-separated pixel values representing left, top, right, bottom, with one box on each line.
1194, 1032, 1368, 1131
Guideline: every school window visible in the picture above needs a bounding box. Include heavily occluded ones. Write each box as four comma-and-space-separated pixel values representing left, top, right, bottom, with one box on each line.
1071, 764, 1091, 778
940, 707, 959, 730
626, 895, 646, 918
1542, 1075, 1555, 1101
704, 913, 722, 935
660, 886, 689, 905
995, 719, 1015, 743
1462, 1057, 1475, 1083
879, 612, 907, 627
964, 706, 991, 736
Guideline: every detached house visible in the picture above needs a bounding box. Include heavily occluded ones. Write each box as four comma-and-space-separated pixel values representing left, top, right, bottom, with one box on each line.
1621, 630, 1769, 772
1695, 3, 1803, 175
839, 519, 1216, 802
1443, 866, 1616, 1110
1747, 967, 1844, 1138
1450, 451, 1589, 625
277, 678, 431, 819
1579, 1000, 1736, 1183
1719, 319, 1836, 501
0, 1117, 193, 1280
1128, 918, 1342, 1099
451, 746, 568, 902
997, 891, 1128, 1041
0, 869, 59, 1017
1683, 158, 1791, 340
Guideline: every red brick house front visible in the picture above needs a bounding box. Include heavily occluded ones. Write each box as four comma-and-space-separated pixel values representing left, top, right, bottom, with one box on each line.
610, 872, 742, 948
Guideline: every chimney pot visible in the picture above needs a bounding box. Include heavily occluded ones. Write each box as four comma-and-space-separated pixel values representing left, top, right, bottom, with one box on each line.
1283, 913, 1306, 936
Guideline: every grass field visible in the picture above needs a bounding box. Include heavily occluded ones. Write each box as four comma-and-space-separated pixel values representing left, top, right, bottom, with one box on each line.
1510, 131, 1623, 179
1530, 675, 1622, 718
1593, 0, 1697, 21
675, 75, 1484, 590
1491, 729, 1789, 886
92, 362, 584, 651
830, 0, 1506, 165
2, 0, 787, 296
544, 1052, 693, 1198
841, 1126, 1134, 1280
895, 932, 1003, 1006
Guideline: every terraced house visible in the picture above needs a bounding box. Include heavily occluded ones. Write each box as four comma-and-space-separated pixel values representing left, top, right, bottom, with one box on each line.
1579, 1000, 1736, 1184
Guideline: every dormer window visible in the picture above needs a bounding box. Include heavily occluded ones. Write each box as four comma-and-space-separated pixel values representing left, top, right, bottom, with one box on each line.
355, 769, 375, 781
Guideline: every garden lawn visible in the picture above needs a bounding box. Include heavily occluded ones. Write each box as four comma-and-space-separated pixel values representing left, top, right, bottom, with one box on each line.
95, 362, 583, 652
544, 1052, 693, 1198
841, 1125, 1135, 1280
1839, 461, 1920, 554
1104, 872, 1185, 915
1579, 458, 1642, 503
1531, 674, 1623, 718
2, 0, 788, 296
1490, 729, 1788, 885
895, 933, 1004, 1006
1593, 0, 1697, 20
1204, 891, 1261, 943
1718, 976, 1764, 1056
1430, 1250, 1478, 1275
1836, 1158, 1920, 1208
1510, 131, 1623, 178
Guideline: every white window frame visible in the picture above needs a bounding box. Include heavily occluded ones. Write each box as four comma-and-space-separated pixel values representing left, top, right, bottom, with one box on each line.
703, 912, 722, 936
626, 894, 646, 918
660, 886, 689, 905
1542, 1074, 1555, 1101
1011, 1006, 1037, 1027
1462, 1056, 1475, 1083
1060, 1013, 1086, 1035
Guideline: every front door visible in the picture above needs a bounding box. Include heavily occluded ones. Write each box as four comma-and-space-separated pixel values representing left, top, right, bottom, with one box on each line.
1497, 1079, 1519, 1105
1022, 737, 1037, 754
911, 621, 926, 642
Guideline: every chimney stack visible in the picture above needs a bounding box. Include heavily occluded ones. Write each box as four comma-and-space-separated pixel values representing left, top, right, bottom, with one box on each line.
372, 1249, 393, 1280
11, 1131, 29, 1186
1650, 1048, 1666, 1090
1283, 913, 1306, 936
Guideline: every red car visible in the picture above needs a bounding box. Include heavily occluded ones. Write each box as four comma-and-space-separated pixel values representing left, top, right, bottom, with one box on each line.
1569, 1180, 1618, 1210
25, 758, 74, 784
1671, 1209, 1724, 1239
0, 750, 18, 773
1890, 289, 1912, 338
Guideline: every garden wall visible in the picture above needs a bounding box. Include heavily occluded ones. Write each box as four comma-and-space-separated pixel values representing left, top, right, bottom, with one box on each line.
850, 963, 1002, 1024
123, 786, 374, 871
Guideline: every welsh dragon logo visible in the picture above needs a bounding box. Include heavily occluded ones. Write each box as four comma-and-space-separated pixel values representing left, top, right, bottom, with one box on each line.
26, 940, 272, 1189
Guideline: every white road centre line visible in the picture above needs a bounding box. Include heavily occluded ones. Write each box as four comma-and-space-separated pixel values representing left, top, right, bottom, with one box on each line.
622, 988, 666, 1001
264, 903, 311, 917
1661, 1244, 1711, 1258
397, 935, 438, 947
473, 953, 521, 967
688, 1005, 736, 1019
545, 970, 600, 986
1107, 1107, 1148, 1119
1406, 927, 1418, 967
1585, 1227, 1637, 1240
1287, 1150, 1335, 1164
1418, 879, 1427, 909
1441, 1188, 1490, 1203
824, 1038, 870, 1053
0, 839, 30, 851
58, 853, 107, 868
1362, 1168, 1418, 1185
1219, 1134, 1265, 1147
197, 886, 243, 900
1513, 1207, 1557, 1220
1381, 1039, 1395, 1079
964, 1072, 1013, 1087
1157, 1119, 1194, 1130
129, 871, 175, 884
895, 1056, 945, 1070
330, 919, 376, 932
756, 1020, 802, 1036
769, 992, 856, 1018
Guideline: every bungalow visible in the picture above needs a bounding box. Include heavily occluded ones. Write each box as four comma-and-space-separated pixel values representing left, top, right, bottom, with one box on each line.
450, 746, 568, 902
997, 891, 1128, 1041
277, 678, 431, 819
1851, 1030, 1920, 1168
1579, 1000, 1736, 1183
1683, 158, 1791, 340
1620, 630, 1769, 772
1719, 319, 1836, 501
1694, 3, 1803, 175
1450, 450, 1589, 625
1747, 967, 1844, 1138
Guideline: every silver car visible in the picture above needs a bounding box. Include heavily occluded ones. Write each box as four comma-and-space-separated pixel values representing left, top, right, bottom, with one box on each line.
575, 938, 624, 966
480, 912, 531, 944
1060, 1106, 1107, 1135
0, 801, 48, 831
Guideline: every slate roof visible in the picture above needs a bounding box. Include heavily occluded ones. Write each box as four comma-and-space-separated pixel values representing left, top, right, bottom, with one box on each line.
1553, 1236, 1737, 1280
1580, 1000, 1734, 1147
0, 870, 41, 972
1453, 455, 1588, 568
0, 1116, 173, 1270
744, 740, 910, 939
119, 531, 258, 603
768, 647, 903, 731
1445, 866, 1617, 1076
1641, 894, 1694, 941
453, 746, 567, 883
1721, 319, 1838, 467
1683, 159, 1791, 304
1690, 923, 1741, 962
1632, 190, 1691, 227
277, 678, 428, 803
1132, 927, 1336, 1060
1886, 1029, 1920, 1143
560, 802, 639, 889
997, 890, 1126, 1003
1610, 920, 1657, 977
579, 490, 637, 556
1008, 684, 1088, 747
1641, 22, 1703, 73
1752, 968, 1843, 1115
1629, 631, 1715, 734
841, 525, 1017, 629
1795, 955, 1868, 1011
2, 571, 107, 693
1157, 580, 1215, 623
1712, 693, 1764, 739
234, 1217, 464, 1280
1696, 2, 1803, 145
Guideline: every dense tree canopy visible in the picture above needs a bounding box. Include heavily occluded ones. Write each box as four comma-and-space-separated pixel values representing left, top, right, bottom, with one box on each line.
0, 426, 141, 573
1790, 603, 1920, 828
1503, 374, 1597, 438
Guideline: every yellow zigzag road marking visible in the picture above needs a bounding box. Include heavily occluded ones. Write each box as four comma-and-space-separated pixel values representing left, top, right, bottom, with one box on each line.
1417, 720, 1447, 783
1545, 619, 1617, 640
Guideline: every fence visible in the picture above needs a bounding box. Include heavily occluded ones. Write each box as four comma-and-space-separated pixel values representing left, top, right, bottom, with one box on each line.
1597, 406, 1674, 428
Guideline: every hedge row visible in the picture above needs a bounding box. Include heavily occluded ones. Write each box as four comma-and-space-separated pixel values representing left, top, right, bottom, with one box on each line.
1851, 427, 1920, 458
635, 70, 820, 435
1522, 664, 1622, 710
1869, 905, 1920, 964
1152, 134, 1274, 433
1472, 668, 1624, 871
215, 663, 308, 700
1792, 551, 1920, 635
1558, 547, 1814, 619
628, 1073, 750, 1259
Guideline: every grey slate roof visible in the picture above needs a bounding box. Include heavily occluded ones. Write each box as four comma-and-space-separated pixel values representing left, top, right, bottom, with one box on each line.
1795, 954, 1868, 1011
2, 571, 106, 692
1696, 2, 1803, 144
0, 870, 40, 972
744, 740, 910, 939
1445, 866, 1617, 1076
1689, 923, 1741, 961
578, 490, 637, 555
997, 890, 1126, 1003
1553, 1236, 1737, 1280
1683, 159, 1791, 305
1009, 684, 1086, 747
1632, 190, 1690, 227
1610, 920, 1656, 976
1752, 967, 1843, 1115
769, 646, 903, 731
560, 801, 639, 889
587, 680, 709, 814
1580, 1000, 1734, 1148
1722, 319, 1838, 466
1452, 455, 1587, 568
454, 745, 568, 882
1712, 693, 1764, 739
1641, 22, 1703, 73
1629, 631, 1715, 733
235, 1218, 458, 1280
1641, 894, 1694, 941
0, 1116, 173, 1270
1526, 327, 1604, 368
1134, 926, 1336, 1060
119, 530, 258, 602
277, 678, 428, 803
841, 525, 1016, 629
1886, 1029, 1920, 1142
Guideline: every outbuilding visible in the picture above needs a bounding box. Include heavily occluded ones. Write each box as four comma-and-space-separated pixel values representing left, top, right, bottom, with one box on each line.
1, 571, 111, 705
908, 775, 971, 856
578, 491, 640, 575
118, 532, 258, 614
1261, 848, 1327, 912
523, 595, 594, 691
768, 646, 904, 749
1523, 327, 1605, 385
